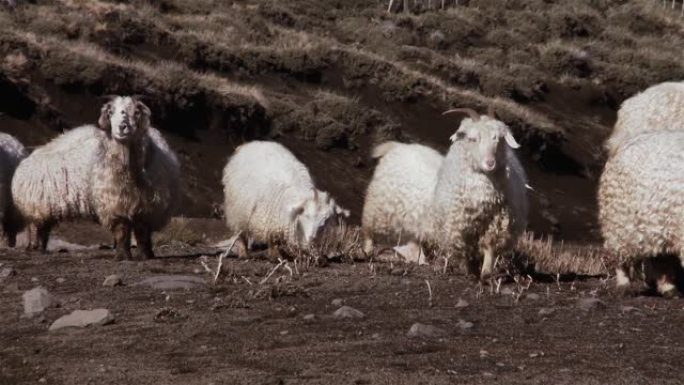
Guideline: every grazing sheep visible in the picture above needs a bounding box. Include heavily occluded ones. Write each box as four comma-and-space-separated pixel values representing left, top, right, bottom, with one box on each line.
0, 132, 26, 246
598, 130, 684, 296
606, 81, 684, 156
90, 96, 181, 260
222, 141, 349, 256
431, 108, 528, 280
361, 141, 443, 256
11, 125, 102, 251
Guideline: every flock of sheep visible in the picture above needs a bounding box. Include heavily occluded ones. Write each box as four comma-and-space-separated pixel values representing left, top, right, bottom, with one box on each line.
0, 81, 681, 296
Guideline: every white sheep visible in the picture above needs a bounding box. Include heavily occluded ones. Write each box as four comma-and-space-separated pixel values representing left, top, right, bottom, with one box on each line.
431, 108, 528, 280
606, 81, 684, 156
222, 141, 349, 256
90, 96, 181, 260
598, 130, 684, 296
361, 141, 443, 256
11, 125, 102, 250
0, 132, 27, 246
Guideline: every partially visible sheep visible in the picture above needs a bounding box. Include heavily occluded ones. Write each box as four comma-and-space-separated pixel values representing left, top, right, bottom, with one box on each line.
431, 108, 528, 280
598, 130, 684, 296
90, 96, 181, 260
11, 125, 102, 250
606, 81, 684, 156
0, 132, 26, 246
222, 141, 349, 256
361, 141, 443, 255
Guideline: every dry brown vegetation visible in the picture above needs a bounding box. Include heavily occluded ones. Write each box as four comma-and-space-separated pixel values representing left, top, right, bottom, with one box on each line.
1, 0, 683, 241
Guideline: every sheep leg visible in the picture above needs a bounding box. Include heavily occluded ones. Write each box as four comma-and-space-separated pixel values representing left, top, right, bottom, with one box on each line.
112, 221, 133, 260
133, 223, 154, 260
35, 222, 53, 253
480, 246, 495, 281
362, 231, 374, 258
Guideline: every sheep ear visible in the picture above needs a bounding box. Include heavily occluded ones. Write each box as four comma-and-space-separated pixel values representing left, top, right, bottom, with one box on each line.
288, 202, 305, 221
504, 130, 520, 149
449, 129, 466, 143
98, 101, 113, 131
135, 100, 151, 128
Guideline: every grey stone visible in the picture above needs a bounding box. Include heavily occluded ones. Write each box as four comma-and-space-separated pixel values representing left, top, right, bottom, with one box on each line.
333, 306, 365, 319
457, 319, 474, 330
526, 293, 541, 301
620, 305, 640, 314
455, 298, 469, 308
0, 267, 16, 284
56, 278, 66, 284
103, 275, 123, 287
303, 314, 316, 321
407, 323, 446, 338
577, 298, 606, 311
331, 298, 343, 307
49, 309, 114, 331
134, 275, 205, 290
539, 307, 556, 316
500, 287, 515, 295
22, 287, 55, 317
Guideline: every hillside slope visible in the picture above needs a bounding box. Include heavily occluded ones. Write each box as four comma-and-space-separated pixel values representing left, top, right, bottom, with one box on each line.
1, 0, 683, 242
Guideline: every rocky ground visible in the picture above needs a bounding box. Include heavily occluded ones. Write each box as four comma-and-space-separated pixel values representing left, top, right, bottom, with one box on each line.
2, 243, 684, 385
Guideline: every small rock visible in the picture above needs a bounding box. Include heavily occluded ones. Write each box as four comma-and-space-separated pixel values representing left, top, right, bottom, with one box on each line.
23, 287, 55, 317
500, 287, 515, 295
392, 242, 427, 265
31, 277, 38, 283
49, 309, 114, 331
303, 314, 315, 321
0, 267, 16, 283
406, 323, 446, 338
331, 298, 343, 307
372, 333, 380, 339
621, 306, 640, 314
134, 275, 205, 290
539, 307, 555, 316
390, 268, 404, 276
280, 330, 288, 335
38, 378, 46, 384
455, 299, 469, 308
457, 319, 474, 330
333, 306, 365, 319
153, 307, 185, 323
479, 350, 489, 357
103, 275, 123, 287
526, 293, 540, 301
577, 298, 606, 311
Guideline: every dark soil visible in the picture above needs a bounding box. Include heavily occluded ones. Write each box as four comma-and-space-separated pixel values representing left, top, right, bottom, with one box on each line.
2, 247, 684, 385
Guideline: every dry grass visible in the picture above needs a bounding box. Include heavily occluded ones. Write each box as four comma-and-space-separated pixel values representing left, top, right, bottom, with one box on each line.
516, 232, 615, 276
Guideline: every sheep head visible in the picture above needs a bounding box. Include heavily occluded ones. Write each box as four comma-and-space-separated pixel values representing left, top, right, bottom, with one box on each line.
288, 190, 350, 246
98, 95, 151, 143
445, 107, 520, 173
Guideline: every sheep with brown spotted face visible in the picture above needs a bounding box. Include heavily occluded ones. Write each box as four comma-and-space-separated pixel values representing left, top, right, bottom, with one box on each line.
90, 96, 180, 260
431, 108, 528, 280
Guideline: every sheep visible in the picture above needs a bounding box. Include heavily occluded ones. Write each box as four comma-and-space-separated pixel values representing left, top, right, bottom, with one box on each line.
222, 141, 349, 257
11, 96, 180, 259
0, 132, 26, 246
11, 125, 102, 251
598, 130, 684, 296
361, 141, 443, 256
90, 96, 181, 260
430, 108, 528, 280
606, 81, 684, 156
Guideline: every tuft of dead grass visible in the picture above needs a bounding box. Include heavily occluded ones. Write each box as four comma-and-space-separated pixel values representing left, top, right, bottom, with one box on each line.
516, 232, 615, 276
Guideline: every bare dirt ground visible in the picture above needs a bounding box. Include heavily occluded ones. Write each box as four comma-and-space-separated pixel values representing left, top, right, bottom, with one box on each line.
2, 242, 684, 385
